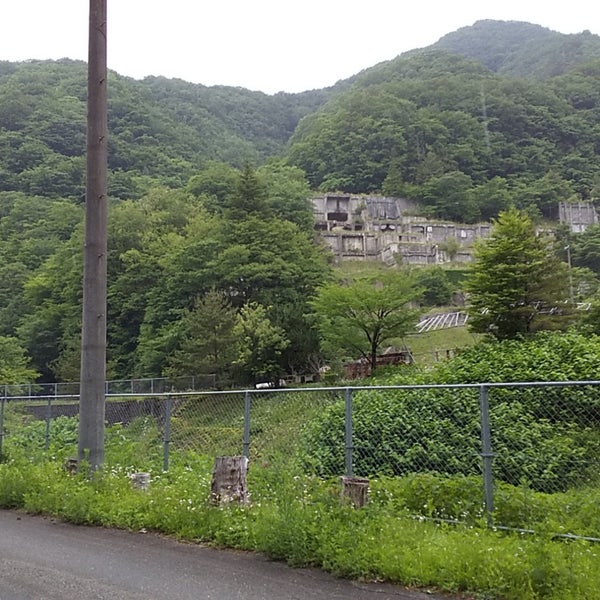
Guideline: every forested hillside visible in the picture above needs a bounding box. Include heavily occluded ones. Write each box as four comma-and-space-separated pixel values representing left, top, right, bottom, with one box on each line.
0, 59, 335, 201
434, 20, 600, 78
1, 20, 600, 384
287, 24, 600, 222
2, 21, 598, 226
1, 164, 328, 383
1, 20, 599, 219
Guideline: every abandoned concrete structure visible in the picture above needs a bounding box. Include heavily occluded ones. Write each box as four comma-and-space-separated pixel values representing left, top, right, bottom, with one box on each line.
312, 194, 599, 265
559, 201, 599, 233
312, 194, 491, 264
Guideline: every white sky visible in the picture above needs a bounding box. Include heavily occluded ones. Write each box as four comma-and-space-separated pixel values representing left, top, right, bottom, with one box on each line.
1, 1, 599, 94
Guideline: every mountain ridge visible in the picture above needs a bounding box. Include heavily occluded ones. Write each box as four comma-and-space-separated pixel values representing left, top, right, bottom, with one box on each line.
1, 19, 599, 213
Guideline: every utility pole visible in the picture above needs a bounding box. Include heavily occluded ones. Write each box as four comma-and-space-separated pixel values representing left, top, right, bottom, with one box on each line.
565, 244, 574, 305
79, 0, 108, 471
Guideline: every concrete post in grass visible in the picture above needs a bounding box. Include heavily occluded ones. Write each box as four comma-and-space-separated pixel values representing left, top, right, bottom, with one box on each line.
131, 472, 151, 491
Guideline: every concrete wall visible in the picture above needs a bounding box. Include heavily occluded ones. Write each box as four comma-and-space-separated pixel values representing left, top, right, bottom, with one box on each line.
559, 202, 598, 233
313, 193, 490, 264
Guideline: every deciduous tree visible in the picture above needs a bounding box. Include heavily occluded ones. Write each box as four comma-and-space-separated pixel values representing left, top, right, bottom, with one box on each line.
0, 336, 38, 383
233, 302, 289, 384
310, 272, 421, 372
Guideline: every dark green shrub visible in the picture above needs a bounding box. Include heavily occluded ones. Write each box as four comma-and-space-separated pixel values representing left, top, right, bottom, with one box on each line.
301, 332, 600, 492
433, 332, 600, 426
416, 267, 454, 306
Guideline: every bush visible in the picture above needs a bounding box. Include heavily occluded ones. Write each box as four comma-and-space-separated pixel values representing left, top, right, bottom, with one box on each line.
301, 332, 600, 492
433, 332, 600, 426
3, 414, 78, 461
301, 386, 481, 478
416, 267, 454, 306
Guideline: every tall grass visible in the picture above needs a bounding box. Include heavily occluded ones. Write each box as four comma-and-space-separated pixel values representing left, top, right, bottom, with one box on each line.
2, 396, 600, 599
1, 453, 599, 600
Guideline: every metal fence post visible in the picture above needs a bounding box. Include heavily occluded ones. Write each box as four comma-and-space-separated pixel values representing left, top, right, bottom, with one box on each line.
479, 384, 494, 524
243, 391, 251, 459
0, 392, 5, 460
163, 395, 172, 472
44, 385, 55, 451
344, 387, 354, 476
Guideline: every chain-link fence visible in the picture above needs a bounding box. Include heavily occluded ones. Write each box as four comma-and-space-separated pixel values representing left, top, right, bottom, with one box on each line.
0, 377, 217, 398
2, 381, 599, 538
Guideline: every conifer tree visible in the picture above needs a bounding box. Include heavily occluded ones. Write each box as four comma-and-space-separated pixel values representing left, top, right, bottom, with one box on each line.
224, 163, 270, 220
166, 290, 237, 387
466, 207, 575, 339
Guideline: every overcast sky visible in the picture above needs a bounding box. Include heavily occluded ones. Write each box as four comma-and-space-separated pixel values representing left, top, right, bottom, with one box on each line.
1, 1, 598, 94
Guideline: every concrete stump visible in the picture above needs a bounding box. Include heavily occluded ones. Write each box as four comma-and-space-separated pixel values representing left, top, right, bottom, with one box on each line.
131, 472, 151, 491
63, 457, 79, 474
210, 456, 249, 505
341, 476, 369, 508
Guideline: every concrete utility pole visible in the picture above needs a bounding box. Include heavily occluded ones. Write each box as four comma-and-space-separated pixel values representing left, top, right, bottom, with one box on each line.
565, 244, 574, 304
79, 0, 108, 470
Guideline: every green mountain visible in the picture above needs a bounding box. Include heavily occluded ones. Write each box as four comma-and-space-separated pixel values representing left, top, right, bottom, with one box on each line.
433, 20, 600, 78
0, 19, 599, 223
0, 59, 335, 200
286, 22, 600, 221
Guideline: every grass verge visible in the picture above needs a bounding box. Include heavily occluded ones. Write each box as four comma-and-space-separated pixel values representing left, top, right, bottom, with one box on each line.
0, 456, 598, 600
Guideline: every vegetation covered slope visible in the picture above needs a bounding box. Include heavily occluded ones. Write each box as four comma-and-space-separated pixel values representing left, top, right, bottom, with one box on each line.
1, 20, 599, 218
433, 19, 600, 78
0, 59, 334, 201
0, 163, 331, 383
286, 48, 600, 221
2, 20, 600, 383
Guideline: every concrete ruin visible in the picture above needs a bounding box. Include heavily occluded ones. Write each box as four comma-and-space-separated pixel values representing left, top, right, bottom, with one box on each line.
312, 193, 491, 265
559, 201, 599, 233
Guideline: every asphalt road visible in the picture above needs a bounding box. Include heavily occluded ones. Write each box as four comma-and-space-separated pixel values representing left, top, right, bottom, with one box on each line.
0, 509, 449, 600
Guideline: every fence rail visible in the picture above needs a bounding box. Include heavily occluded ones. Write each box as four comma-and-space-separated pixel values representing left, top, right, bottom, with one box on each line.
2, 381, 599, 538
1, 376, 217, 399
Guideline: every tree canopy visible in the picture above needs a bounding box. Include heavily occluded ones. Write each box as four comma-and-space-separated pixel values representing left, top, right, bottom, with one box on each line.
1, 163, 330, 384
310, 272, 421, 372
0, 336, 38, 384
1, 22, 599, 221
2, 20, 600, 385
